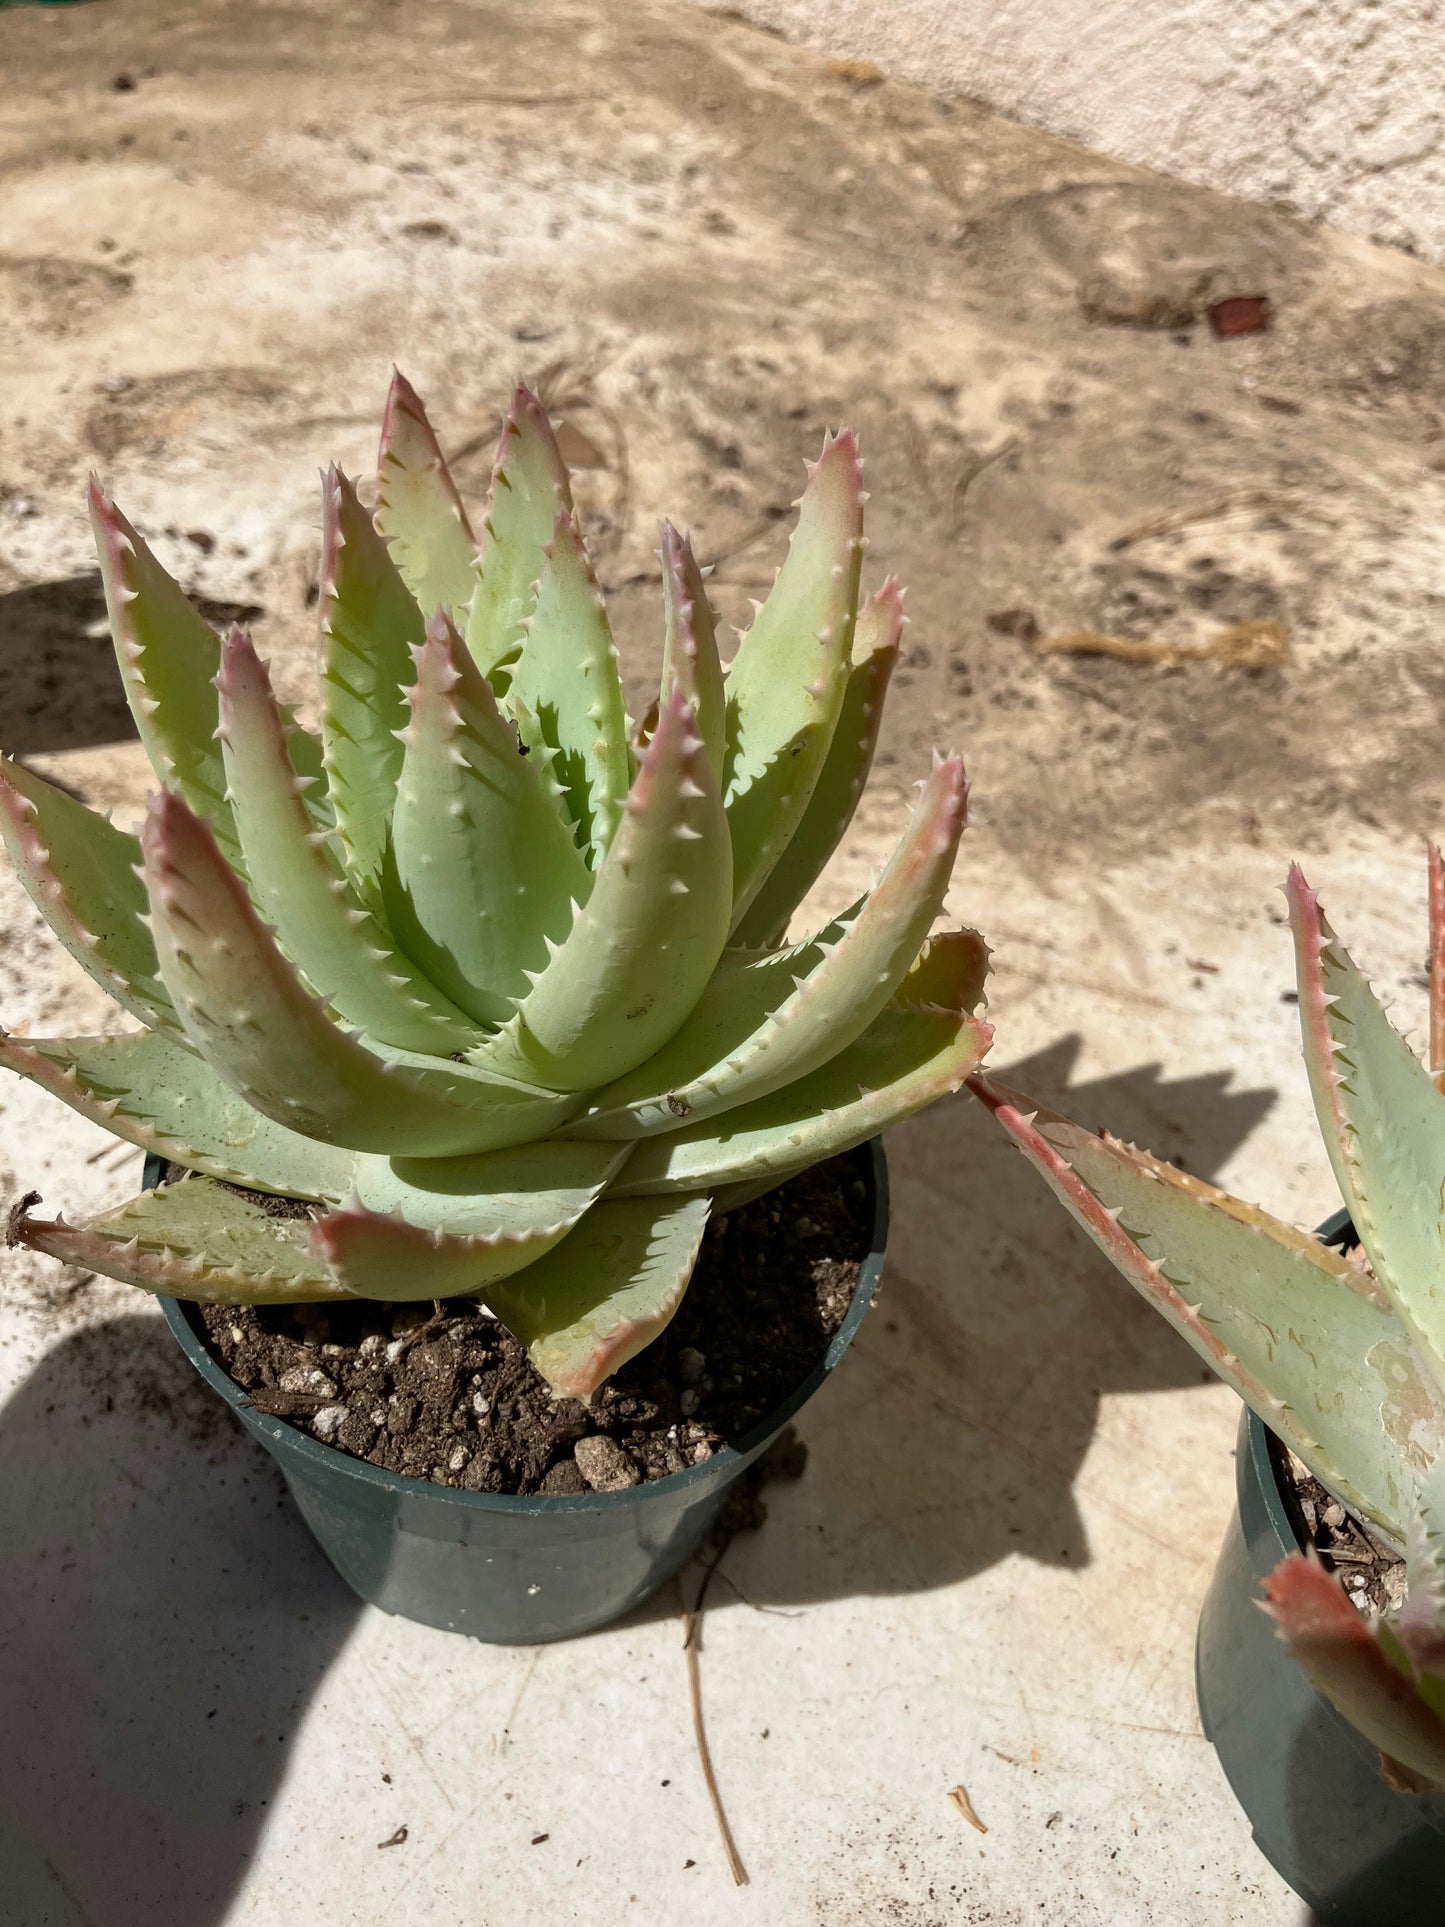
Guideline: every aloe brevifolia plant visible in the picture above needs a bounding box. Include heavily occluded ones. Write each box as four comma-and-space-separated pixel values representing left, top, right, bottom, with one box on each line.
2, 374, 991, 1401
972, 857, 1445, 1789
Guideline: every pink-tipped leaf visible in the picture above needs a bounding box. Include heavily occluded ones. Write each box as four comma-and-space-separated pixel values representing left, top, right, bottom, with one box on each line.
141, 788, 579, 1155
9, 1178, 349, 1304
318, 466, 426, 888
472, 688, 732, 1093
731, 577, 903, 948
574, 752, 968, 1137
382, 611, 590, 1026
722, 431, 865, 930
658, 522, 725, 783
1261, 1555, 1445, 1792
1287, 866, 1445, 1397
464, 383, 575, 679
484, 1193, 711, 1399
0, 755, 176, 1030
505, 511, 631, 865
375, 368, 479, 624
969, 1075, 1445, 1546
217, 627, 480, 1052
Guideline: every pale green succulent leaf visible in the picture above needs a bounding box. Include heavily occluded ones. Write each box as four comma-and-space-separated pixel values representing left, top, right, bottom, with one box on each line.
375, 368, 480, 624
10, 1177, 347, 1304
310, 1141, 630, 1302
88, 480, 245, 873
352, 1139, 632, 1236
614, 998, 991, 1200
0, 1027, 355, 1200
142, 789, 580, 1155
731, 578, 903, 948
464, 383, 575, 679
382, 611, 590, 1026
722, 432, 864, 930
1261, 1554, 1445, 1793
576, 753, 967, 1137
472, 689, 731, 1092
0, 756, 176, 1030
971, 1078, 1445, 1548
1289, 867, 1445, 1396
279, 712, 334, 827
506, 513, 631, 864
659, 522, 726, 784
217, 626, 482, 1052
318, 466, 426, 887
485, 1193, 710, 1398
1396, 1457, 1445, 1683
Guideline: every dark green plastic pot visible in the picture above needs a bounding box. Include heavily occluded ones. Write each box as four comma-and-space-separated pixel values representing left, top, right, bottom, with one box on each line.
1196, 1215, 1445, 1922
153, 1143, 887, 1644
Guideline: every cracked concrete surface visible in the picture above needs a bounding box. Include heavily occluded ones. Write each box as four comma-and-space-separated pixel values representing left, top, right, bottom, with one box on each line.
1, 1, 1443, 1921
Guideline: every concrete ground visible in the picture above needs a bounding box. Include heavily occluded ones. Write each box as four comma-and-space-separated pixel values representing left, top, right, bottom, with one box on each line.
2, 1, 1443, 1921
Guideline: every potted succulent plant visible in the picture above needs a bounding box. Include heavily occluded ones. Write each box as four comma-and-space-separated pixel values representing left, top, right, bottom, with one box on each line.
972, 862, 1445, 1922
2, 375, 991, 1642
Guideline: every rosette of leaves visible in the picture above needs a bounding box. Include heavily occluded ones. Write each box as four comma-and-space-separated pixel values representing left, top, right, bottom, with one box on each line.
972, 858, 1445, 1788
3, 374, 991, 1398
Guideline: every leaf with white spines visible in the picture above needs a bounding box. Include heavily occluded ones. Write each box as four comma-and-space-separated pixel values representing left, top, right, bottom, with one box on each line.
722, 432, 864, 930
142, 788, 580, 1156
0, 755, 177, 1030
483, 1193, 711, 1398
382, 611, 590, 1026
0, 1027, 355, 1200
505, 511, 632, 865
217, 626, 481, 1052
88, 479, 246, 872
309, 1140, 630, 1301
471, 688, 732, 1092
731, 577, 904, 949
612, 945, 991, 1199
318, 465, 427, 888
969, 1074, 1445, 1548
1288, 866, 1445, 1397
9, 1178, 349, 1304
574, 752, 968, 1138
464, 382, 575, 679
659, 522, 725, 784
375, 368, 480, 624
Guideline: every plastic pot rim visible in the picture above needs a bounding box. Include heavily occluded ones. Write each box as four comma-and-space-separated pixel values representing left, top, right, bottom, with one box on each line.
156, 1137, 889, 1519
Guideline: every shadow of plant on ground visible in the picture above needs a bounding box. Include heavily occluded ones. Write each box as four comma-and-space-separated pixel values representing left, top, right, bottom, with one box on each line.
0, 573, 261, 756
0, 1311, 360, 1927
712, 1037, 1277, 1610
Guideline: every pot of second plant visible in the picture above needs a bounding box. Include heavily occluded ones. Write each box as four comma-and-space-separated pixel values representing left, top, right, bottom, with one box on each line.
974, 854, 1445, 1923
149, 1142, 888, 1643
2, 375, 992, 1644
1197, 1398, 1445, 1922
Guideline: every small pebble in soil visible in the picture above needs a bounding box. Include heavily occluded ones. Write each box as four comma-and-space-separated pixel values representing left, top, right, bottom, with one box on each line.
574, 1434, 640, 1492
678, 1347, 706, 1385
313, 1405, 347, 1439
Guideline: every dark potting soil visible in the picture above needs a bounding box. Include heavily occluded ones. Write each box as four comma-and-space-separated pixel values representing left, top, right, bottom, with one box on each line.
1277, 1443, 1408, 1618
192, 1147, 873, 1497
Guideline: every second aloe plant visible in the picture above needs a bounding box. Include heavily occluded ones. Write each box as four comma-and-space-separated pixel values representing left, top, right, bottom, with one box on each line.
974, 858, 1445, 1790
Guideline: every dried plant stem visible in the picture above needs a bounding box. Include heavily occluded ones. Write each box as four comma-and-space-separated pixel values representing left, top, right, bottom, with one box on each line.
680, 1554, 749, 1886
